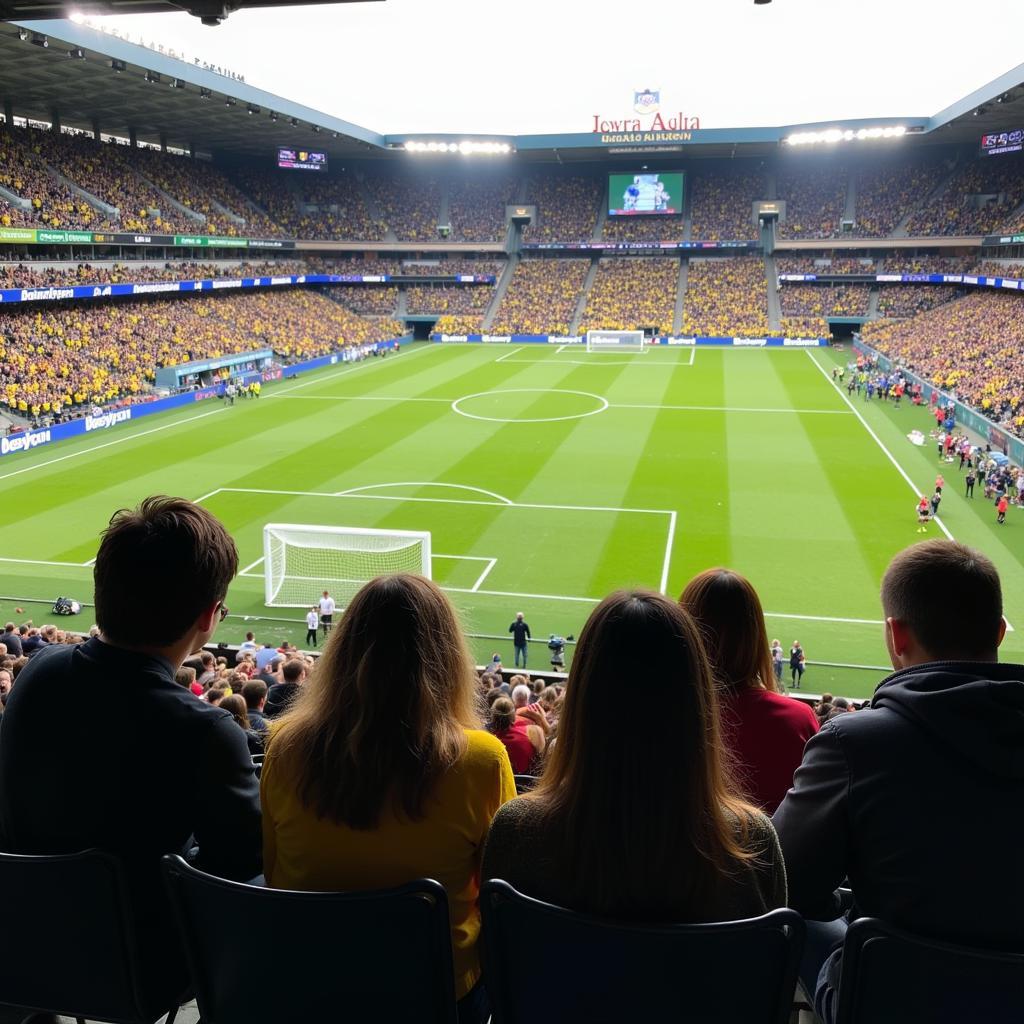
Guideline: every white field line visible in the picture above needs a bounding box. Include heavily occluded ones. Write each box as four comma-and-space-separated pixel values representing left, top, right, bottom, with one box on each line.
265, 341, 440, 398
805, 351, 952, 539
613, 403, 852, 415
497, 357, 689, 368
0, 407, 225, 485
273, 395, 451, 404
0, 556, 92, 569
238, 555, 266, 576
494, 346, 524, 363
659, 510, 677, 594
688, 346, 696, 366
764, 611, 882, 625
470, 557, 498, 592
335, 482, 515, 505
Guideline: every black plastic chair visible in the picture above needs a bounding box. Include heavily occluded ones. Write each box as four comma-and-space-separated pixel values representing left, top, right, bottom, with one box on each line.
834, 917, 1024, 1024
480, 879, 803, 1024
162, 855, 458, 1023
0, 848, 183, 1023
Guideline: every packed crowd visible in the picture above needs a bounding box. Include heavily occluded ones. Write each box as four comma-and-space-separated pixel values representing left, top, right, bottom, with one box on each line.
0, 126, 117, 232
291, 173, 387, 241
601, 210, 684, 242
521, 175, 601, 244
778, 315, 829, 337
29, 130, 200, 235
861, 289, 1024, 435
904, 152, 1024, 236
128, 148, 283, 238
7, 491, 1019, 1024
432, 314, 485, 335
877, 255, 978, 275
325, 285, 399, 315
0, 259, 308, 289
775, 256, 875, 276
491, 259, 588, 335
779, 283, 870, 317
0, 287, 399, 417
363, 173, 442, 242
682, 258, 771, 336
876, 285, 962, 318
853, 157, 946, 237
776, 164, 848, 238
689, 166, 764, 240
448, 178, 517, 243
306, 257, 503, 278
577, 258, 678, 335
405, 283, 494, 315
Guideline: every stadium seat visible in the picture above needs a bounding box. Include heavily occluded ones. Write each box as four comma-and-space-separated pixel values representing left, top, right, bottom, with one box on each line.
479, 879, 804, 1024
162, 855, 457, 1023
0, 848, 186, 1023
512, 774, 538, 794
833, 917, 1024, 1024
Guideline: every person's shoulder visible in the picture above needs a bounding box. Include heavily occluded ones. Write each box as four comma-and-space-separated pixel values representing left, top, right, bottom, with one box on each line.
462, 727, 508, 764
491, 794, 542, 831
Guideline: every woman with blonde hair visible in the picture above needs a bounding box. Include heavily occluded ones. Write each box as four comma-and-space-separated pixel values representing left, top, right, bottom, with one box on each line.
482, 589, 785, 922
679, 568, 818, 814
261, 574, 515, 1023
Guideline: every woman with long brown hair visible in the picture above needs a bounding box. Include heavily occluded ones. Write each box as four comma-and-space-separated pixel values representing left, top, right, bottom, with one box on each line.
261, 574, 515, 1023
679, 568, 818, 814
481, 589, 785, 922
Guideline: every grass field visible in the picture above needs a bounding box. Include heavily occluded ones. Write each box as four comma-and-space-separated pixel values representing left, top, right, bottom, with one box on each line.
1, 340, 1021, 700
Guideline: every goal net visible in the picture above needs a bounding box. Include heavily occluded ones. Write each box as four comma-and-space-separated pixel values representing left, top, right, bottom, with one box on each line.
586, 330, 646, 352
263, 523, 432, 608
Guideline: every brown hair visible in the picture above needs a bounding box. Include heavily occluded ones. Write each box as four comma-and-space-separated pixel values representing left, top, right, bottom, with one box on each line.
489, 696, 516, 733
281, 658, 306, 684
527, 590, 760, 920
94, 496, 238, 647
241, 679, 268, 710
881, 540, 1002, 660
174, 666, 197, 690
268, 574, 480, 829
679, 569, 777, 693
220, 693, 251, 731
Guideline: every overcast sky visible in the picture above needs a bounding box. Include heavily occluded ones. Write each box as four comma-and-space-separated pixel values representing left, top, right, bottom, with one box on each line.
85, 0, 1024, 136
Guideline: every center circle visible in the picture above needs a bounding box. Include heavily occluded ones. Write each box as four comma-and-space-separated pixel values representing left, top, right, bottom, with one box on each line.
450, 388, 609, 424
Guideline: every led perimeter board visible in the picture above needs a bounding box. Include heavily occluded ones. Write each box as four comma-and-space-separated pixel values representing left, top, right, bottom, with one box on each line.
277, 148, 329, 171
608, 172, 683, 216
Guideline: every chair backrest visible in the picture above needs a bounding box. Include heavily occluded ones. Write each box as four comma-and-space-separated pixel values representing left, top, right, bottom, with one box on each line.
512, 774, 538, 794
0, 848, 173, 1023
480, 879, 804, 1024
162, 855, 458, 1024
835, 917, 1024, 1024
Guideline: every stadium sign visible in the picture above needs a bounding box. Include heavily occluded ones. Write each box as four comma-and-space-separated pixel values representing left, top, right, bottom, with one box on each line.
1, 428, 51, 455
592, 93, 701, 145
84, 409, 132, 431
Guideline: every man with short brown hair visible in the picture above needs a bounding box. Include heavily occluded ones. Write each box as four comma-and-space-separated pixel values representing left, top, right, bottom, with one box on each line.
774, 539, 1024, 1023
0, 495, 261, 1014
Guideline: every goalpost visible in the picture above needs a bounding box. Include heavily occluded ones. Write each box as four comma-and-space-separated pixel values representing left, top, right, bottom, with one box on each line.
263, 524, 432, 608
586, 329, 647, 353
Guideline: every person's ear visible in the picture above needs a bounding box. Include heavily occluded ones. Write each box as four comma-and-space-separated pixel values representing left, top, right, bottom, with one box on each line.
885, 616, 912, 668
196, 600, 220, 635
997, 616, 1007, 649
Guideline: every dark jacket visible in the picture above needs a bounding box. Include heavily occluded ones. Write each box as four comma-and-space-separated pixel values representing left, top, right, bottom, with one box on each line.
1, 631, 22, 657
0, 638, 262, 1008
773, 660, 1024, 948
265, 681, 301, 718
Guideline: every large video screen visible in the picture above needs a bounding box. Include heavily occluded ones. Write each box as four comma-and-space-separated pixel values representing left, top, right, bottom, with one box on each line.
608, 172, 683, 216
277, 147, 328, 172
981, 130, 1022, 157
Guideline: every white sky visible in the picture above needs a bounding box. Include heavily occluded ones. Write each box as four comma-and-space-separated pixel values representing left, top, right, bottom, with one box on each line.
85, 0, 1024, 137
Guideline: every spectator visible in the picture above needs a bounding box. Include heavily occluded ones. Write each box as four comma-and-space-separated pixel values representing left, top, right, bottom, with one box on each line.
482, 590, 786, 922
690, 166, 765, 241
683, 258, 771, 337
679, 569, 819, 814
238, 631, 258, 652
174, 665, 197, 692
0, 495, 260, 1012
578, 258, 677, 335
774, 539, 1024, 1024
488, 696, 544, 775
2, 623, 22, 658
261, 574, 514, 1021
264, 657, 306, 718
508, 611, 531, 669
242, 679, 269, 737
491, 259, 588, 336
522, 174, 601, 244
220, 693, 264, 756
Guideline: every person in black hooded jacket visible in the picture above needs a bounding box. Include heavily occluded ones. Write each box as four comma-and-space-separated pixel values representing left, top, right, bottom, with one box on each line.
773, 539, 1024, 1023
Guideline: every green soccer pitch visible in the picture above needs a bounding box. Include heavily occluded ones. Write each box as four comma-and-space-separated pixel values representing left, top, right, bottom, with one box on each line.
1, 341, 1021, 700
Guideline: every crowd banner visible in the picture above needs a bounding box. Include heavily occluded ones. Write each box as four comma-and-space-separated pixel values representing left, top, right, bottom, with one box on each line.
0, 273, 494, 308
854, 338, 1024, 466
0, 337, 404, 459
431, 333, 828, 347
778, 272, 1023, 290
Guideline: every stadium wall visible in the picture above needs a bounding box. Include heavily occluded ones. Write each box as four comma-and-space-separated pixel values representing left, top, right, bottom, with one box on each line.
430, 334, 828, 347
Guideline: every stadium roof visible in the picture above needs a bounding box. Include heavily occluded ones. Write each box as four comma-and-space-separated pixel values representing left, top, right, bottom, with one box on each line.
2, 19, 1024, 164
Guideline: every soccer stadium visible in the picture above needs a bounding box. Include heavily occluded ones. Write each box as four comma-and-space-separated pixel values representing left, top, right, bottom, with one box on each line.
0, 0, 1022, 1020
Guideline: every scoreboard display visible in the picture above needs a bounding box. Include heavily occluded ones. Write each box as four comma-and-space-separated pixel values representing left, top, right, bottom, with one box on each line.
608, 172, 684, 216
981, 130, 1022, 157
277, 147, 328, 171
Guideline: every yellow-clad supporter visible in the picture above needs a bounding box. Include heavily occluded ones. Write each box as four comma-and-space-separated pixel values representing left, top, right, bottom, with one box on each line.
363, 173, 442, 242
602, 212, 684, 243
862, 290, 1024, 436
779, 316, 829, 337
776, 256, 876, 276
682, 258, 771, 336
433, 314, 485, 335
779, 284, 870, 317
521, 175, 601, 244
578, 258, 677, 335
855, 157, 945, 237
877, 286, 963, 318
491, 259, 588, 335
449, 177, 516, 243
406, 284, 494, 316
326, 286, 399, 315
776, 164, 847, 239
690, 167, 765, 240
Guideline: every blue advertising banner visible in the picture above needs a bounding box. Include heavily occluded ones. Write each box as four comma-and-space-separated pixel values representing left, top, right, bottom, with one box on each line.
430, 333, 828, 347
779, 272, 1023, 290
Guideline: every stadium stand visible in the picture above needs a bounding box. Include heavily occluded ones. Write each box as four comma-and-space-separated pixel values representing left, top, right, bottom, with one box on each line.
776, 256, 875, 276
406, 282, 494, 316
861, 289, 1024, 435
876, 285, 963, 318
0, 259, 307, 287
776, 163, 847, 239
779, 315, 829, 337
448, 177, 516, 243
432, 314, 486, 335
521, 174, 601, 244
0, 289, 400, 418
689, 165, 764, 240
577, 258, 677, 335
779, 283, 870, 317
904, 152, 1024, 236
601, 211, 684, 242
490, 259, 588, 335
853, 156, 946, 237
363, 172, 442, 242
325, 285, 399, 315
877, 255, 979, 275
682, 258, 771, 336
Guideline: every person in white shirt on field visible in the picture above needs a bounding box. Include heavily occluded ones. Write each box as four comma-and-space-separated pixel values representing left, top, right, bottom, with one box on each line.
305, 607, 319, 648
318, 591, 336, 636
